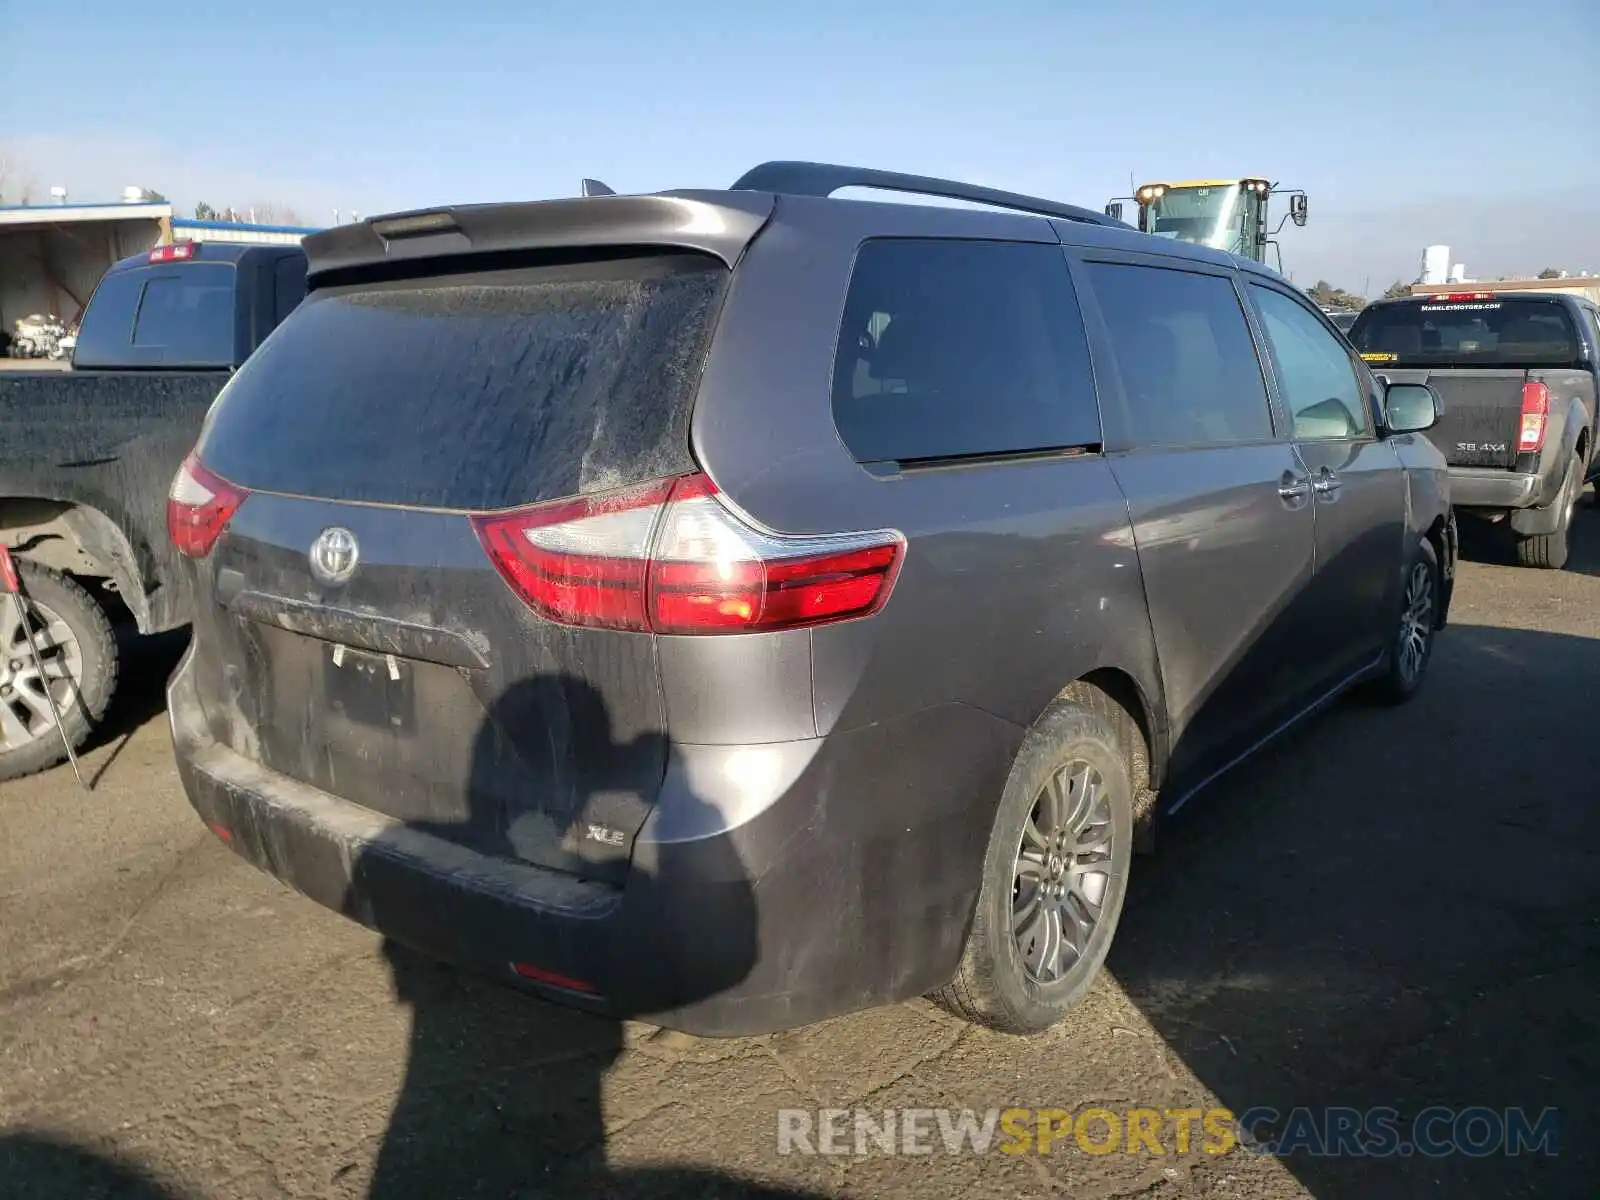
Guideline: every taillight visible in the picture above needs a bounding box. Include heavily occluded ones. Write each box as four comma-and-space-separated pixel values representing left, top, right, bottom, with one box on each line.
1518, 381, 1549, 453
472, 473, 904, 635
167, 452, 249, 558
471, 477, 674, 631
149, 242, 197, 263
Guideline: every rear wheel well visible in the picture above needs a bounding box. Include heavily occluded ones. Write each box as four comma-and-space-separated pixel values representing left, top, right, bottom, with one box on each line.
1058, 669, 1159, 850
0, 498, 146, 626
1422, 514, 1454, 628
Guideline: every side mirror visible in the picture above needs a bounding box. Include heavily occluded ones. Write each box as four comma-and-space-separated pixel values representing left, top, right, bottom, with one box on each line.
1104, 201, 1124, 221
1290, 194, 1308, 227
1383, 382, 1441, 434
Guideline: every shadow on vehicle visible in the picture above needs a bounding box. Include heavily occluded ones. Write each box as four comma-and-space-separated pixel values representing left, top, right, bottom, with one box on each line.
1109, 622, 1599, 1198
350, 674, 829, 1199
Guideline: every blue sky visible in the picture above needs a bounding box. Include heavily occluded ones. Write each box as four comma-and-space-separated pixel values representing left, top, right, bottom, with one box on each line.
5, 0, 1597, 292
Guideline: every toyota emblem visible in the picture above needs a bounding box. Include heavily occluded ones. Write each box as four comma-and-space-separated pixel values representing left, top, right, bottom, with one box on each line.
309, 526, 359, 585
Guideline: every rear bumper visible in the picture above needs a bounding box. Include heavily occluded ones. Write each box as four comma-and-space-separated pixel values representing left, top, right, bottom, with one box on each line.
1447, 467, 1543, 511
167, 646, 1018, 1036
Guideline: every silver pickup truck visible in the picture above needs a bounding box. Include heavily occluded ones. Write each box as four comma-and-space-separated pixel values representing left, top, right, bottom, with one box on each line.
1349, 290, 1600, 569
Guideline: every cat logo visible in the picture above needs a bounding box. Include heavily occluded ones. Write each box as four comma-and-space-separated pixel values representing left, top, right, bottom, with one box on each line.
586, 824, 626, 847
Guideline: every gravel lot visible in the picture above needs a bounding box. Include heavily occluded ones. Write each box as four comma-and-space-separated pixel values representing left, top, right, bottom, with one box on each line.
3, 511, 1598, 1199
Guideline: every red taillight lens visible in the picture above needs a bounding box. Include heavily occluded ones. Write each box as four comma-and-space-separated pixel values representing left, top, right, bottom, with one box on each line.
647, 475, 903, 634
149, 242, 197, 263
471, 478, 672, 631
1518, 381, 1549, 453
471, 473, 905, 635
167, 452, 249, 558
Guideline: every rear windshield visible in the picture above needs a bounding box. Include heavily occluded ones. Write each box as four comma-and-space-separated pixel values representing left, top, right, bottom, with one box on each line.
1349, 297, 1581, 368
199, 254, 725, 510
75, 262, 238, 369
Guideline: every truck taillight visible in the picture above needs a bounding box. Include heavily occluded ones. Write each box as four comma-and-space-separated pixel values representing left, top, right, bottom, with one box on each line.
168, 452, 249, 558
472, 473, 905, 635
1517, 381, 1550, 454
149, 242, 197, 263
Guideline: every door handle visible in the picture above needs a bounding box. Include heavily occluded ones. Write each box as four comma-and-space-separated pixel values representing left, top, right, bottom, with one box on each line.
1312, 469, 1342, 497
1278, 474, 1311, 501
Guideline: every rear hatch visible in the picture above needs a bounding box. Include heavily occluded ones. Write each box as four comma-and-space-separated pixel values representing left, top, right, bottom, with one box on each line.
1350, 295, 1582, 469
185, 250, 729, 884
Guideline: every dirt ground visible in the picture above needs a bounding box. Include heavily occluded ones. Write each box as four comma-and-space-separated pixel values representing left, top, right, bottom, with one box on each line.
3, 514, 1598, 1199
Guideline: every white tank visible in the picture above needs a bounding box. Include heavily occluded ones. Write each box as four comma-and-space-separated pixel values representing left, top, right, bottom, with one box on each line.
1421, 245, 1451, 285
1448, 264, 1467, 283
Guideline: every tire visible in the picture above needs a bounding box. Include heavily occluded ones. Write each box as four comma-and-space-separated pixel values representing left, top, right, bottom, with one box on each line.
1513, 456, 1581, 570
0, 561, 117, 782
932, 688, 1134, 1035
1368, 538, 1440, 706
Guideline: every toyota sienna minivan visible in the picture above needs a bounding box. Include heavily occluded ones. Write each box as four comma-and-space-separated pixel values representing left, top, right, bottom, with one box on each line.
167, 162, 1455, 1036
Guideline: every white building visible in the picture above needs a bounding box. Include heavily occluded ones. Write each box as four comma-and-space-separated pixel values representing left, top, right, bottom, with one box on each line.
1420, 245, 1451, 285
1, 190, 318, 331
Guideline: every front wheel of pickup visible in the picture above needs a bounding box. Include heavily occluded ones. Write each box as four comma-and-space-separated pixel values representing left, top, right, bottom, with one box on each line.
0, 561, 117, 781
1513, 455, 1581, 570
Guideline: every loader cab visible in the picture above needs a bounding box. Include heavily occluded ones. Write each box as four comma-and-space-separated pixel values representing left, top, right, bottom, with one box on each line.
1104, 179, 1307, 267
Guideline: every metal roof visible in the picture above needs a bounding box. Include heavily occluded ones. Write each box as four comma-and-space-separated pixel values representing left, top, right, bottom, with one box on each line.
0, 201, 172, 226
173, 217, 321, 235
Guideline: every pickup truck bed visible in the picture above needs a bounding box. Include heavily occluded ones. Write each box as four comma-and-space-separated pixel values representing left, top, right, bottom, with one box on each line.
0, 241, 306, 780
1350, 292, 1600, 569
0, 370, 224, 633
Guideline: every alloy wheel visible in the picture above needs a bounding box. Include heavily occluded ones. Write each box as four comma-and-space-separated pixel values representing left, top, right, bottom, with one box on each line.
1012, 760, 1115, 983
1396, 560, 1435, 684
0, 597, 82, 752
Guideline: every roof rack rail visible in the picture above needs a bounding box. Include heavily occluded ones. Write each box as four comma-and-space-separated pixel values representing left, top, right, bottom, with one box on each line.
729, 160, 1123, 227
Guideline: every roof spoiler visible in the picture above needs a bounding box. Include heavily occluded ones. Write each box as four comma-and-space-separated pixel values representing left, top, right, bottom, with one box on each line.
302, 190, 776, 283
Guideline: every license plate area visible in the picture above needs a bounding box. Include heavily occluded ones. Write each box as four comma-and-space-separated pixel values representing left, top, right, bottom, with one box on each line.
323, 644, 416, 733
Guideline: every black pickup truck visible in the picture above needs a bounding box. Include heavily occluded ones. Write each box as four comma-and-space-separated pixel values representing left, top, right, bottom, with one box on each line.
1349, 290, 1600, 569
0, 241, 307, 778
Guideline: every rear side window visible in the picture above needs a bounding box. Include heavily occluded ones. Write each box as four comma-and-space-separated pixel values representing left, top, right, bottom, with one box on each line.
1350, 298, 1581, 368
71, 270, 147, 368
200, 254, 724, 511
131, 266, 238, 363
1086, 263, 1273, 448
830, 240, 1100, 463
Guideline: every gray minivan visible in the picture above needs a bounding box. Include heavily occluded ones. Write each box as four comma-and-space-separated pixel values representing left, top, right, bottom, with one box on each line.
166, 162, 1455, 1037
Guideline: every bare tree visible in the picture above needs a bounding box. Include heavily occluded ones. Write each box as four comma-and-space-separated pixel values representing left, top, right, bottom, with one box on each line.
0, 148, 38, 205
251, 200, 306, 226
